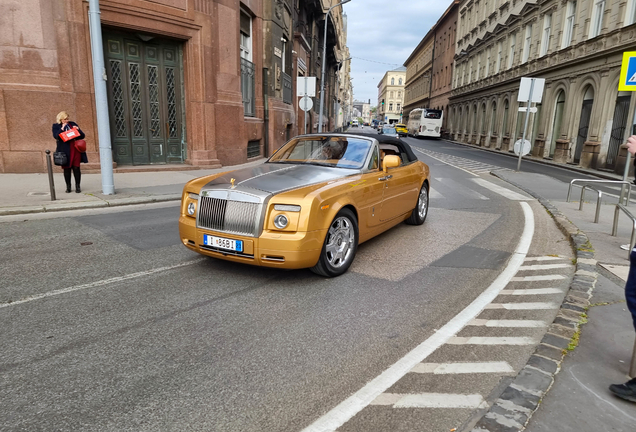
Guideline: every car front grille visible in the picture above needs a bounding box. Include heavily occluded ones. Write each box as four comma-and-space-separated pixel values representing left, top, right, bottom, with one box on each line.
198, 196, 261, 237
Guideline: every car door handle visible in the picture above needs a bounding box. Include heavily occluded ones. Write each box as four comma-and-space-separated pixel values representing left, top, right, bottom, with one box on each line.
379, 175, 393, 181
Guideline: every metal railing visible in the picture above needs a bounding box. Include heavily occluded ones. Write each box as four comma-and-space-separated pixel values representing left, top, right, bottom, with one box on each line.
577, 185, 603, 223
240, 58, 255, 117
612, 204, 636, 258
282, 71, 292, 105
567, 179, 632, 205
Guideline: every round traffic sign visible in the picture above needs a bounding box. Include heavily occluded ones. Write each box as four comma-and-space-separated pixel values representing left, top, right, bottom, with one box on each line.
513, 139, 531, 156
299, 96, 313, 112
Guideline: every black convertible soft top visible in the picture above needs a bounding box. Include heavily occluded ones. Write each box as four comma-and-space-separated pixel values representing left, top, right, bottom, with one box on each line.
344, 132, 418, 163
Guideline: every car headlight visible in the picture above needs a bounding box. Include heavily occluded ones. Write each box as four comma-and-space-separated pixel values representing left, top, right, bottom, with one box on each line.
189, 193, 199, 200
187, 202, 196, 216
274, 214, 289, 229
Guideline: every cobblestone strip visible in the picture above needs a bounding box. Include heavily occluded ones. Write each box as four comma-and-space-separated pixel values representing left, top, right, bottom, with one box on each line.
469, 171, 597, 432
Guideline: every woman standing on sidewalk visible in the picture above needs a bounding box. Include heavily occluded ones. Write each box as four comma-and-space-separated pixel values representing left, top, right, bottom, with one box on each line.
52, 111, 87, 193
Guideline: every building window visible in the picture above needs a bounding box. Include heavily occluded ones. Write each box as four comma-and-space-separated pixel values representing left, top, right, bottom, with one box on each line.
508, 33, 516, 69
399, 78, 403, 85
626, 0, 636, 26
397, 103, 401, 112
240, 9, 252, 61
476, 53, 481, 81
562, 1, 577, 48
590, 0, 605, 38
540, 13, 552, 56
391, 77, 395, 85
389, 103, 393, 111
485, 47, 491, 77
496, 41, 502, 73
522, 24, 532, 63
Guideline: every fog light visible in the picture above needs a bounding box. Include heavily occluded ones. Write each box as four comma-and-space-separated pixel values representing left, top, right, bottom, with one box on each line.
274, 214, 289, 229
187, 202, 196, 216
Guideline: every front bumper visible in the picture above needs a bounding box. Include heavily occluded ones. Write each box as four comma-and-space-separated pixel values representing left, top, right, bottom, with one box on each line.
179, 216, 325, 269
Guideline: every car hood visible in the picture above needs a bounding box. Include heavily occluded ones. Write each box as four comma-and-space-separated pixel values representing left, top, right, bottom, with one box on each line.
201, 163, 359, 195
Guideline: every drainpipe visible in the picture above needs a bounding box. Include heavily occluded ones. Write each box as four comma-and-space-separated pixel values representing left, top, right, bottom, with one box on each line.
263, 68, 270, 158
88, 0, 114, 195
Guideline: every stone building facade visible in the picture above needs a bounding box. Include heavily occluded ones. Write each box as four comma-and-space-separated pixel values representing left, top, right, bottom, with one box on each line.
0, 0, 348, 173
377, 67, 406, 124
404, 0, 459, 135
449, 0, 636, 173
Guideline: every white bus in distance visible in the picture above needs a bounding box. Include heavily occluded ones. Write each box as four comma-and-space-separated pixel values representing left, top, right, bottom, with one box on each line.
407, 108, 443, 138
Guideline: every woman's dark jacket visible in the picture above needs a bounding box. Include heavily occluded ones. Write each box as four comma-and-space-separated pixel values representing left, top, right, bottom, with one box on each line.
52, 121, 88, 164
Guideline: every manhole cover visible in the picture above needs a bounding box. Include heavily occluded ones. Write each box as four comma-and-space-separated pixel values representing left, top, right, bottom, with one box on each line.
27, 192, 50, 197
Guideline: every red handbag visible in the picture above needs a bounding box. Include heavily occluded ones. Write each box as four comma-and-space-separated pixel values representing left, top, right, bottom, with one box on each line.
60, 128, 81, 142
74, 139, 87, 153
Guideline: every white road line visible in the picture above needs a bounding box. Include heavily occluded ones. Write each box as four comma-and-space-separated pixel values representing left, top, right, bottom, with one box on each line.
414, 149, 479, 177
518, 264, 571, 270
500, 288, 564, 295
410, 361, 514, 374
511, 275, 567, 281
485, 302, 560, 310
300, 202, 535, 432
448, 336, 537, 345
0, 259, 206, 309
371, 393, 487, 409
471, 178, 531, 201
469, 319, 547, 328
429, 187, 444, 199
524, 256, 566, 262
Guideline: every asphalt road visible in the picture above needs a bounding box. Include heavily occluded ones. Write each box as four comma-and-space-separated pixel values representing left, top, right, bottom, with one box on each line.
0, 135, 574, 432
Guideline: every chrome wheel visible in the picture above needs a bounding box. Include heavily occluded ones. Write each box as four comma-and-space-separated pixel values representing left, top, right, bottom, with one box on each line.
325, 216, 354, 268
418, 187, 428, 219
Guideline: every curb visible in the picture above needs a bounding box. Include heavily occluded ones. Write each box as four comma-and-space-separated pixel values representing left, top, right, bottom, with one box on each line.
0, 194, 181, 217
468, 171, 597, 432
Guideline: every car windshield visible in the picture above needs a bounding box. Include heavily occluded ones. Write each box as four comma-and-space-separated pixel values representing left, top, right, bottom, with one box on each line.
383, 127, 397, 134
269, 136, 372, 169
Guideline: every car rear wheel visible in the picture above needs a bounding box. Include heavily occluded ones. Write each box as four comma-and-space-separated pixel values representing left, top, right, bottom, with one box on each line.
406, 183, 429, 225
311, 208, 358, 277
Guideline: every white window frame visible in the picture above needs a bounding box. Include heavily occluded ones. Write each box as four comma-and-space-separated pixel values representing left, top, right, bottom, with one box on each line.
508, 33, 516, 69
540, 13, 551, 56
496, 41, 502, 73
476, 53, 481, 81
240, 9, 252, 62
590, 0, 605, 38
562, 1, 576, 48
522, 24, 532, 63
469, 59, 473, 83
626, 0, 636, 26
485, 47, 491, 76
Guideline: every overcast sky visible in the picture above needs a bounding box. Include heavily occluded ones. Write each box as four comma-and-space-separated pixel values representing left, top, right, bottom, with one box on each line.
342, 0, 451, 106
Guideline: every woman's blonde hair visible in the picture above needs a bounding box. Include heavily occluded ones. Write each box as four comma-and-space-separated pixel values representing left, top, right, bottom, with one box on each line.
56, 111, 70, 124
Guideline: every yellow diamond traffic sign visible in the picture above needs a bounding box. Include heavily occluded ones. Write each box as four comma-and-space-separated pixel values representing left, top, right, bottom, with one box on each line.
619, 51, 636, 91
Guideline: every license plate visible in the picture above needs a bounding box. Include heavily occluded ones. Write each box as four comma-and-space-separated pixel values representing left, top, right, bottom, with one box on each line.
203, 235, 243, 252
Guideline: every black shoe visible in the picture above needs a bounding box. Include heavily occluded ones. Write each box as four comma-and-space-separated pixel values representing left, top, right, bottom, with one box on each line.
75, 185, 81, 193
609, 378, 636, 402
66, 185, 71, 193
632, 179, 636, 186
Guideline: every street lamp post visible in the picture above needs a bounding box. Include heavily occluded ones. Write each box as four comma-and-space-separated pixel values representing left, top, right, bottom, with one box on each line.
318, 0, 351, 133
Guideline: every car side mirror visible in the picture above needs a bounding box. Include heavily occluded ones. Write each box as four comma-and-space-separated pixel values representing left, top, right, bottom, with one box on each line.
383, 155, 400, 172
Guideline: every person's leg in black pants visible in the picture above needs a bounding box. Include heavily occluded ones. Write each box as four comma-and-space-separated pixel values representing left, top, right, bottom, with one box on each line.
609, 248, 636, 402
63, 168, 72, 193
72, 167, 81, 193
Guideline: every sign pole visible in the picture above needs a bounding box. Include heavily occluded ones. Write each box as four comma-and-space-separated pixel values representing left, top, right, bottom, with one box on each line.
517, 78, 535, 172
304, 78, 308, 135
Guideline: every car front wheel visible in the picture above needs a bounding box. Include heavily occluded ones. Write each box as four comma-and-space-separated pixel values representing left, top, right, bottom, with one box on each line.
406, 183, 429, 225
311, 208, 358, 277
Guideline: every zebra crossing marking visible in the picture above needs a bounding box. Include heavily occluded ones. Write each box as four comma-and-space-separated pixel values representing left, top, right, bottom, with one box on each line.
448, 336, 537, 345
518, 263, 571, 271
485, 302, 560, 310
511, 274, 567, 281
371, 393, 488, 409
412, 147, 513, 176
500, 288, 564, 295
410, 361, 515, 375
524, 256, 566, 261
469, 319, 548, 327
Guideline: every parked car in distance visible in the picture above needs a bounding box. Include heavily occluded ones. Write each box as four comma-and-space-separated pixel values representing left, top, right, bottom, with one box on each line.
395, 123, 408, 137
351, 120, 359, 127
178, 133, 430, 277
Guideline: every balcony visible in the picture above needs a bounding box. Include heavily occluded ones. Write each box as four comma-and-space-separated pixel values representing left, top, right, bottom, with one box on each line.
241, 58, 255, 117
282, 71, 292, 105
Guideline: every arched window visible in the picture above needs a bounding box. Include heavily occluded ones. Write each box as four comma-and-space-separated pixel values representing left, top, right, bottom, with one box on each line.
481, 103, 487, 134
490, 103, 497, 133
391, 77, 395, 85
472, 104, 478, 133
503, 100, 510, 135
399, 78, 403, 85
549, 90, 566, 157
574, 85, 595, 163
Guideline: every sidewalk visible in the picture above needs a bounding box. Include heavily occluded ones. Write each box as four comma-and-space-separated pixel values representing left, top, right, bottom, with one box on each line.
0, 158, 267, 216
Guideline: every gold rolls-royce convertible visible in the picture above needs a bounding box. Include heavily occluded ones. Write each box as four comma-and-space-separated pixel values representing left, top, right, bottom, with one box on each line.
179, 133, 430, 277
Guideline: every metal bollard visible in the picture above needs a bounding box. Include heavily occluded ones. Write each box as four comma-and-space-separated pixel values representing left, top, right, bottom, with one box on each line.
45, 150, 56, 201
